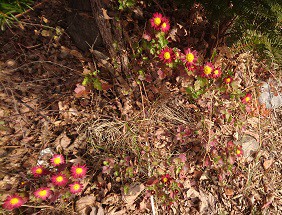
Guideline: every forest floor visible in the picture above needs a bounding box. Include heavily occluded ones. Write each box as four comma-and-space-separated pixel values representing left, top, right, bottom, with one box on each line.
0, 0, 281, 215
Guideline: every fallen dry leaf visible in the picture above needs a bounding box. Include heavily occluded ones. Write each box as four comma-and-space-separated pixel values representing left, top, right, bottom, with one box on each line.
102, 8, 113, 20
76, 195, 96, 215
122, 182, 145, 206
224, 187, 234, 196
54, 131, 71, 151
102, 193, 120, 205
263, 159, 274, 170
74, 84, 89, 98
186, 187, 200, 198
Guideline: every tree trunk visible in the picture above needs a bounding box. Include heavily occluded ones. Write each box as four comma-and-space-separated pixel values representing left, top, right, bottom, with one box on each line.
66, 0, 129, 85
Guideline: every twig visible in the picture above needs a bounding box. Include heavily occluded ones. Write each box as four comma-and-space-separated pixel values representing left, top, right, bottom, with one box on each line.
153, 0, 165, 15
22, 204, 54, 209
15, 0, 49, 19
8, 60, 81, 74
0, 81, 52, 124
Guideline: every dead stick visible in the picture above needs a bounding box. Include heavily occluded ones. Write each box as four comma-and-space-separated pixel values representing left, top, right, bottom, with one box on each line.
15, 0, 49, 19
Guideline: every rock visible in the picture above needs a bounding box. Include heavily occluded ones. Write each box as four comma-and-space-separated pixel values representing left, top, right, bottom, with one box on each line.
237, 135, 260, 160
259, 80, 282, 109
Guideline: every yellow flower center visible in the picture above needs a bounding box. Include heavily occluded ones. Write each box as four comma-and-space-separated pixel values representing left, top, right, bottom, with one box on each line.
56, 176, 63, 182
186, 53, 195, 62
163, 177, 168, 183
154, 17, 161, 26
164, 52, 171, 60
76, 168, 83, 174
245, 97, 250, 102
162, 22, 167, 28
236, 149, 241, 155
10, 198, 19, 205
226, 78, 231, 83
204, 66, 212, 75
214, 70, 219, 75
39, 190, 47, 197
35, 168, 43, 174
54, 157, 61, 164
73, 184, 81, 191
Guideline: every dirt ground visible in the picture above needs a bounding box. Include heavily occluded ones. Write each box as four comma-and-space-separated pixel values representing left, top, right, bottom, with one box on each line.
0, 0, 281, 214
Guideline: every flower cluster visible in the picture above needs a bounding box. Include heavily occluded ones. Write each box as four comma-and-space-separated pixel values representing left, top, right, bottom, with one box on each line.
2, 154, 88, 211
150, 13, 170, 33
149, 12, 253, 106
147, 172, 183, 206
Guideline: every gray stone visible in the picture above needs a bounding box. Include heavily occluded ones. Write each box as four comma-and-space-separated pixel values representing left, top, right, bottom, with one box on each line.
258, 81, 282, 109
236, 135, 260, 160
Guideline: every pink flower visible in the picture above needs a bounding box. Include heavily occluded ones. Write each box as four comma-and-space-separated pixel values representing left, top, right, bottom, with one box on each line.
212, 67, 222, 79
201, 62, 214, 78
236, 146, 244, 157
160, 174, 171, 185
50, 154, 65, 167
69, 182, 83, 194
31, 166, 46, 177
51, 173, 68, 186
2, 194, 26, 210
241, 93, 252, 104
181, 48, 198, 68
159, 47, 175, 64
150, 13, 163, 30
71, 164, 87, 179
224, 76, 233, 84
34, 187, 51, 200
160, 17, 170, 33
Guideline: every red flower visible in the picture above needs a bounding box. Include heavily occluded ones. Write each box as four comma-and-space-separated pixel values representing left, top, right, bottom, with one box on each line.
34, 187, 51, 200
69, 182, 83, 194
50, 154, 65, 167
71, 164, 87, 179
241, 93, 252, 104
31, 166, 46, 177
160, 174, 171, 185
181, 48, 198, 68
150, 13, 163, 29
2, 194, 26, 210
51, 173, 68, 186
212, 67, 222, 78
201, 62, 214, 78
159, 47, 175, 64
224, 76, 233, 84
236, 146, 244, 157
160, 17, 170, 33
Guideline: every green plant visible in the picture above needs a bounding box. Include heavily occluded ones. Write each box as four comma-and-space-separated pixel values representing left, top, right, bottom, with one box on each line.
0, 0, 34, 30
2, 154, 87, 212
169, 0, 282, 65
118, 0, 135, 10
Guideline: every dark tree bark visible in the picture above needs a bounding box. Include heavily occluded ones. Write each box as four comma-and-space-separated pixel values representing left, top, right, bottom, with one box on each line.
67, 0, 129, 85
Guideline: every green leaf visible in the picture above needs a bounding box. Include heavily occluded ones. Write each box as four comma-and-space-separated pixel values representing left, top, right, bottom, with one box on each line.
93, 78, 102, 90
194, 78, 208, 91
82, 76, 90, 86
157, 33, 168, 49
